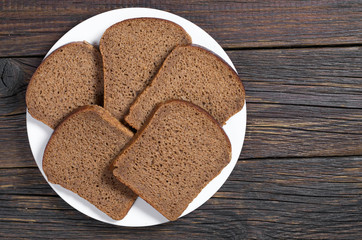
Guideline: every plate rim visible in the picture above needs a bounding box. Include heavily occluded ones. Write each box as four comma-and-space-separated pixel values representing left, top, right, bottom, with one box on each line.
26, 7, 247, 227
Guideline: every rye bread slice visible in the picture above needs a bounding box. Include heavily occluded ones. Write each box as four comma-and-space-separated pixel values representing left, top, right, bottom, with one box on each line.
125, 45, 245, 130
43, 105, 137, 220
26, 41, 103, 129
99, 18, 192, 121
111, 100, 232, 221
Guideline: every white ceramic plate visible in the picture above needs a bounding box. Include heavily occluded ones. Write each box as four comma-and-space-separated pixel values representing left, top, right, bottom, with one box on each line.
26, 7, 246, 227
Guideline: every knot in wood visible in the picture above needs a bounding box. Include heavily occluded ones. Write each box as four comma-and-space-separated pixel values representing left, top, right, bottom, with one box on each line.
0, 59, 24, 97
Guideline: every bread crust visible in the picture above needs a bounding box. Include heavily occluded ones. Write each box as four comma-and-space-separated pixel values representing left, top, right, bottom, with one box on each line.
99, 18, 192, 120
125, 44, 245, 130
43, 105, 136, 220
112, 100, 231, 221
26, 41, 103, 129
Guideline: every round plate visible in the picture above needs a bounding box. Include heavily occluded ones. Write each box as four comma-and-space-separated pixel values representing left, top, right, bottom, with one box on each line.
26, 7, 246, 227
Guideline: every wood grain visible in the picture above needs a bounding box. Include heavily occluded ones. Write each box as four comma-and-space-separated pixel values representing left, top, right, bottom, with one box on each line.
1, 1, 362, 238
0, 58, 40, 116
1, 156, 361, 239
1, 0, 362, 56
1, 33, 361, 238
1, 46, 361, 167
229, 47, 362, 159
230, 47, 362, 109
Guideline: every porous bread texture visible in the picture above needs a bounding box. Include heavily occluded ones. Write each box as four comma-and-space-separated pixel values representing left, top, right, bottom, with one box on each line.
43, 105, 137, 220
125, 45, 245, 130
99, 18, 192, 121
26, 41, 103, 129
112, 100, 232, 221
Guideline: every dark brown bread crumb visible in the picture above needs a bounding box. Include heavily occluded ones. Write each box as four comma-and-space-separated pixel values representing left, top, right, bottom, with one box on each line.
26, 41, 103, 129
99, 18, 192, 121
43, 105, 137, 220
112, 100, 231, 221
125, 45, 245, 130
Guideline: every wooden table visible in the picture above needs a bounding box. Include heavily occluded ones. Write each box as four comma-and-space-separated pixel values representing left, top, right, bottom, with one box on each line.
1, 1, 361, 239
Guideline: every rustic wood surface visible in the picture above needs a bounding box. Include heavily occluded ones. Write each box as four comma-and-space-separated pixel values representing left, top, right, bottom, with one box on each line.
1, 0, 361, 239
1, 157, 361, 239
1, 0, 362, 56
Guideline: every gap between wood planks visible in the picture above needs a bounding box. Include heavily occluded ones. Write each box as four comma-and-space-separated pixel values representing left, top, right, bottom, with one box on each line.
1, 42, 362, 59
223, 43, 362, 51
0, 154, 362, 171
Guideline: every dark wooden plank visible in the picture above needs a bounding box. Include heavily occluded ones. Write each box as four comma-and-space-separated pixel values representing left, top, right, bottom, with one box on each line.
2, 47, 360, 116
1, 156, 361, 239
230, 47, 362, 109
1, 0, 362, 56
243, 103, 362, 159
0, 114, 35, 168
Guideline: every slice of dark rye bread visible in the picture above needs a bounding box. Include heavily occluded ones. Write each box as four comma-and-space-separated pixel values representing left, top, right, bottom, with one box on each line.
99, 18, 192, 121
43, 105, 137, 220
111, 100, 232, 221
26, 41, 103, 129
125, 45, 245, 130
